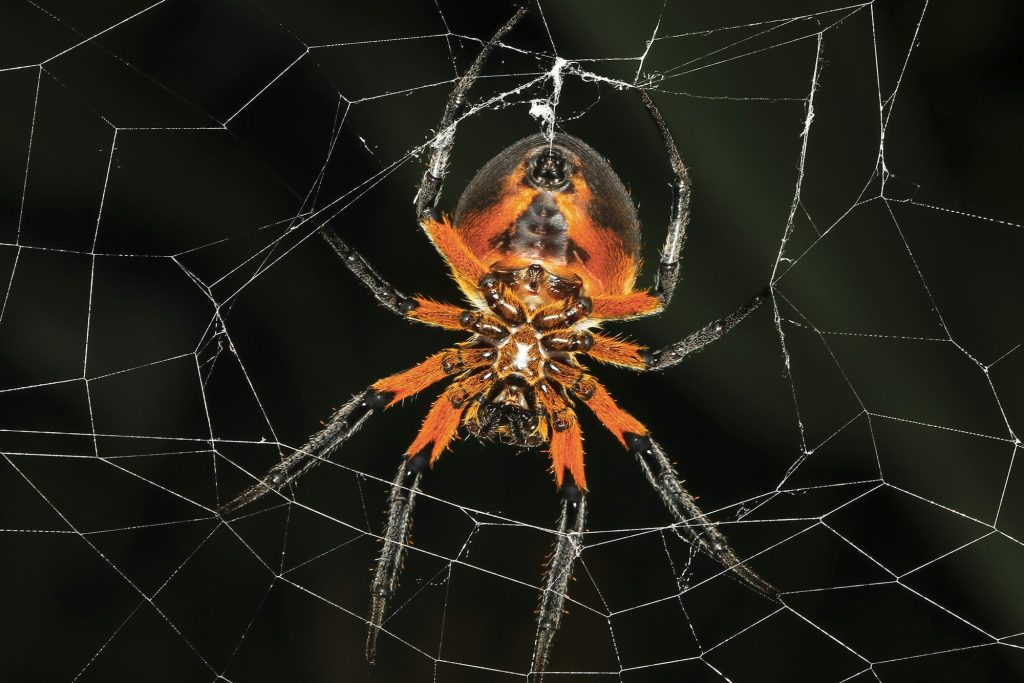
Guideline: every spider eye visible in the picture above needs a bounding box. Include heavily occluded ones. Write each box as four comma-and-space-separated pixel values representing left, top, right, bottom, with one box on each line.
529, 149, 569, 189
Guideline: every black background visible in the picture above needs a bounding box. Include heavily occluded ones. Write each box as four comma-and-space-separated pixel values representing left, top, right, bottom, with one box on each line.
1, 1, 1022, 681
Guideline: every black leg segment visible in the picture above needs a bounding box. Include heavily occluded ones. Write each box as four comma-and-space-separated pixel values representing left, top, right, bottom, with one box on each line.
219, 388, 393, 514
414, 7, 529, 217
639, 90, 693, 309
530, 475, 587, 679
320, 227, 419, 317
641, 288, 769, 372
625, 432, 776, 598
366, 451, 430, 663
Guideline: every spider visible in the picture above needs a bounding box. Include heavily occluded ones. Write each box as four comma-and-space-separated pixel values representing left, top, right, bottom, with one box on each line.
222, 6, 775, 676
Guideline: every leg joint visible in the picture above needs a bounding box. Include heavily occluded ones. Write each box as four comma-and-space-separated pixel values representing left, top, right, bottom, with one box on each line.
559, 473, 582, 503
401, 451, 429, 487
362, 389, 394, 410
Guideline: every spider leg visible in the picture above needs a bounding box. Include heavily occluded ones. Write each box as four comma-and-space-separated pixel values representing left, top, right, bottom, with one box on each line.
583, 289, 769, 372
366, 373, 489, 661
639, 90, 691, 310
529, 387, 588, 676
419, 209, 489, 299
374, 347, 493, 406
639, 287, 768, 372
219, 388, 391, 514
531, 475, 587, 679
319, 227, 417, 317
413, 6, 529, 217
626, 433, 776, 598
320, 226, 471, 330
590, 291, 662, 321
404, 373, 487, 463
319, 7, 527, 327
366, 451, 428, 664
330, 6, 527, 319
323, 186, 514, 321
552, 365, 777, 597
579, 90, 717, 319
220, 349, 488, 514
584, 332, 647, 369
536, 381, 585, 488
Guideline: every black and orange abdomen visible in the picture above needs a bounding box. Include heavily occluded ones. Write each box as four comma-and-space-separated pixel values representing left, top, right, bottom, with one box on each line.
453, 133, 642, 297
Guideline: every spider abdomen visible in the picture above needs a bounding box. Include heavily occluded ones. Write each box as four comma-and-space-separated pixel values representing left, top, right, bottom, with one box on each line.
454, 133, 642, 297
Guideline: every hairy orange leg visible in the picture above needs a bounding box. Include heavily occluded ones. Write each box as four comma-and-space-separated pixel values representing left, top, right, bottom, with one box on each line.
547, 361, 649, 445
583, 380, 649, 445
590, 291, 661, 321
536, 382, 586, 490
406, 373, 489, 462
371, 348, 491, 407
420, 212, 488, 297
404, 297, 468, 330
587, 333, 648, 369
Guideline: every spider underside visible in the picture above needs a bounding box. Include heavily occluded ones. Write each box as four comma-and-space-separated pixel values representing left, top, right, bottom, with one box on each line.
222, 6, 777, 679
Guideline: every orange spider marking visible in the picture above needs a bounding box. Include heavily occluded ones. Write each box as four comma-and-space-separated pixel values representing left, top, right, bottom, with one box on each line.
371, 348, 491, 407
371, 352, 448, 407
406, 297, 466, 330
421, 213, 488, 294
537, 383, 586, 489
590, 291, 661, 321
550, 412, 584, 490
456, 177, 536, 267
551, 187, 639, 296
578, 377, 648, 446
588, 333, 648, 370
406, 373, 489, 462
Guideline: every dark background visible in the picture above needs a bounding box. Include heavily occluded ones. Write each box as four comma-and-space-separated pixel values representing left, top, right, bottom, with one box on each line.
1, 1, 1022, 681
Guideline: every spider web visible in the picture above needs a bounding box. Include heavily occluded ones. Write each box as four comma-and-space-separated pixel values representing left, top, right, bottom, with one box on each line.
1, 1, 1022, 681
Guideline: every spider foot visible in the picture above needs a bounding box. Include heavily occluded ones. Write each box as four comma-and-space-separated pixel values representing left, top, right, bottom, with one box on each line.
693, 524, 778, 600
218, 464, 293, 516
530, 621, 557, 680
365, 586, 390, 665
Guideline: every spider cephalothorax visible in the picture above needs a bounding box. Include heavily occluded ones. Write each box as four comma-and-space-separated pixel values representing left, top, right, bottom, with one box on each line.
222, 6, 775, 679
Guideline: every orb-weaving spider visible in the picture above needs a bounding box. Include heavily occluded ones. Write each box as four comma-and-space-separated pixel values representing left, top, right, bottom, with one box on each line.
222, 6, 775, 676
